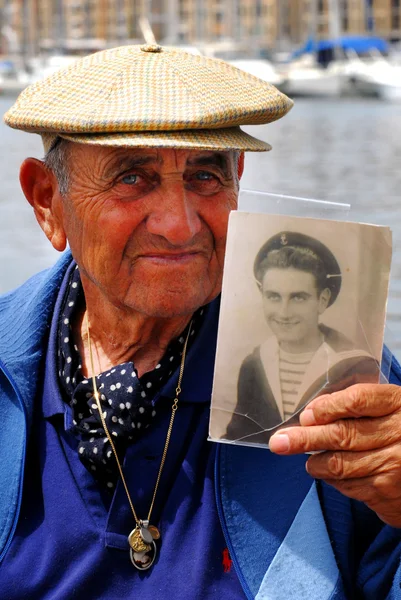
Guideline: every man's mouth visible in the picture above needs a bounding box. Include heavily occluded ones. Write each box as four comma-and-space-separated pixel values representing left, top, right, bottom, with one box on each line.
138, 251, 204, 264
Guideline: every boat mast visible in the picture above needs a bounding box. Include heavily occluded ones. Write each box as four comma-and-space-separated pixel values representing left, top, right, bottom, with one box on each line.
308, 0, 318, 46
365, 0, 374, 31
327, 0, 342, 60
55, 0, 65, 55
165, 0, 179, 44
21, 0, 29, 72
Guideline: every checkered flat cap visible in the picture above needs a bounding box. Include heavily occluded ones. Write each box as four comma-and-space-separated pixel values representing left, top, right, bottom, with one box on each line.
4, 44, 293, 152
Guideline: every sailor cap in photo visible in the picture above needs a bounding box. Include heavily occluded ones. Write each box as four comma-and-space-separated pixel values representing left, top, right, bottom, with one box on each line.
254, 231, 342, 306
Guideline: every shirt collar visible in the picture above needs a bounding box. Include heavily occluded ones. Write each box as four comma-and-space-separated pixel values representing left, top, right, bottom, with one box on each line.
42, 259, 78, 419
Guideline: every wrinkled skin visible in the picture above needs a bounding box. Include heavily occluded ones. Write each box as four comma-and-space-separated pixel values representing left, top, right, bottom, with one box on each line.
270, 383, 401, 527
20, 144, 243, 375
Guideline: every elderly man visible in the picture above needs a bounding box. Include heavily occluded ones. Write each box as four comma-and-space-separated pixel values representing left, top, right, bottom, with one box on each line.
1, 44, 401, 599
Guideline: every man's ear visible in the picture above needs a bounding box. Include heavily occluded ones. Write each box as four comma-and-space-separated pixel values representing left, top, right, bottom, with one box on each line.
19, 158, 67, 252
318, 288, 331, 313
237, 152, 245, 180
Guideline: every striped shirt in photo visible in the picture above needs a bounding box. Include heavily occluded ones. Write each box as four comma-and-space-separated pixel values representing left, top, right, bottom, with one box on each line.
279, 348, 315, 420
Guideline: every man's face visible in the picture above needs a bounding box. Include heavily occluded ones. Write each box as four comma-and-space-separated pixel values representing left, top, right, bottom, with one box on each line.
52, 145, 240, 317
261, 267, 330, 352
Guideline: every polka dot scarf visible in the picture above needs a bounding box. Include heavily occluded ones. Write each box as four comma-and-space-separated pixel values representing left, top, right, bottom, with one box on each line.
57, 265, 204, 490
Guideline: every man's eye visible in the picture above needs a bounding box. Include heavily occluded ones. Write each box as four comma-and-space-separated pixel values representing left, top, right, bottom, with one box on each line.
293, 295, 307, 302
195, 171, 214, 181
265, 293, 280, 302
186, 171, 222, 195
115, 172, 156, 199
121, 173, 139, 185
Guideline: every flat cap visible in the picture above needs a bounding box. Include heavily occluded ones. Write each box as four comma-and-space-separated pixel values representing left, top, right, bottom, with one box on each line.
4, 44, 293, 152
254, 231, 342, 306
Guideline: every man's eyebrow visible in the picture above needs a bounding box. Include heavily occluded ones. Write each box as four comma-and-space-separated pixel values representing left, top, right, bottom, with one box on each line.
186, 153, 231, 175
263, 289, 311, 296
104, 154, 159, 179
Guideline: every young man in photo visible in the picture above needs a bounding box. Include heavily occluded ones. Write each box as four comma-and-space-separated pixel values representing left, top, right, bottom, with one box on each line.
225, 231, 378, 444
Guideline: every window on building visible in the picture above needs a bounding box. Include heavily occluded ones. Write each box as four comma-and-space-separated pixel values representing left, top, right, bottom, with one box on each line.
392, 0, 400, 29
341, 0, 348, 31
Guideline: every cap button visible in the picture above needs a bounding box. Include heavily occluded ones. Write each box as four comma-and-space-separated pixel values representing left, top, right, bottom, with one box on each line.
140, 44, 162, 53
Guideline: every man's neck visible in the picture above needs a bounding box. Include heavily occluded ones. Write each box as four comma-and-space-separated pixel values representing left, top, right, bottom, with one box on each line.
280, 329, 324, 355
73, 280, 193, 379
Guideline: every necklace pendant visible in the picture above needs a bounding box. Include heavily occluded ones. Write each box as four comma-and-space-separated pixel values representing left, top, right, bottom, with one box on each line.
148, 524, 161, 540
130, 540, 157, 570
137, 519, 160, 541
128, 522, 159, 570
139, 521, 154, 545
128, 526, 151, 553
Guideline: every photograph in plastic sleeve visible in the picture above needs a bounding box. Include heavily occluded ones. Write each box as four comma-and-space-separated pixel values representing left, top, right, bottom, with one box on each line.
209, 212, 392, 448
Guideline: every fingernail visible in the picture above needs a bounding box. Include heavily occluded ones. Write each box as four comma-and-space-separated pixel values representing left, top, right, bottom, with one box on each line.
269, 434, 290, 453
301, 409, 316, 426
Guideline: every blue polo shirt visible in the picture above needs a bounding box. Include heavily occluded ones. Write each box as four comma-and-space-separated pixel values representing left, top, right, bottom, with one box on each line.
0, 265, 245, 599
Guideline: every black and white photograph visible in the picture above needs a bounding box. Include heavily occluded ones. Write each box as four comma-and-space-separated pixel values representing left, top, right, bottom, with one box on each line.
209, 212, 392, 447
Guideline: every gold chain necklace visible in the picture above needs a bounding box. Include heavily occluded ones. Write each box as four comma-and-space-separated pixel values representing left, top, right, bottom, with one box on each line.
86, 314, 193, 570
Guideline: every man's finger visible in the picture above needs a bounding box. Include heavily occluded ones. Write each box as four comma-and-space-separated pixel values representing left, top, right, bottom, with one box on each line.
305, 444, 401, 481
269, 412, 401, 454
324, 472, 401, 506
299, 384, 401, 427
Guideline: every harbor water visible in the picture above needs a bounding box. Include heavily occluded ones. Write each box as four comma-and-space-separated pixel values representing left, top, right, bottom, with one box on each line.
1, 94, 401, 357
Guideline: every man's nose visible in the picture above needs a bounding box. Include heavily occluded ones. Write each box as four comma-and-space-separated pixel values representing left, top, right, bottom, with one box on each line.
146, 182, 202, 245
277, 299, 291, 318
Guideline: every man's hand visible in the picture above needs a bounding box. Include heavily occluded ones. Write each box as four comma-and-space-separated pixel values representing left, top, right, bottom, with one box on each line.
269, 384, 401, 527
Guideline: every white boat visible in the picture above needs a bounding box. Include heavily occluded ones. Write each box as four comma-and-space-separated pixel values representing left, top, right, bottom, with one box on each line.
36, 55, 79, 79
279, 36, 393, 98
228, 58, 285, 88
349, 60, 401, 102
278, 54, 342, 97
0, 70, 38, 95
0, 55, 79, 96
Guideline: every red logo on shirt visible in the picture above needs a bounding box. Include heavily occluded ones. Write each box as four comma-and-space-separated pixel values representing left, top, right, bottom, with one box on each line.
222, 548, 233, 573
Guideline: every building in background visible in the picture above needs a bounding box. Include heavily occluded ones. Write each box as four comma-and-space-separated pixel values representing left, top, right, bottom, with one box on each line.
0, 0, 400, 60
281, 0, 401, 45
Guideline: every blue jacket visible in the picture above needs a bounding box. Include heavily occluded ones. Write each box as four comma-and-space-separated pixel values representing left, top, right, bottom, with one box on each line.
1, 252, 401, 599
